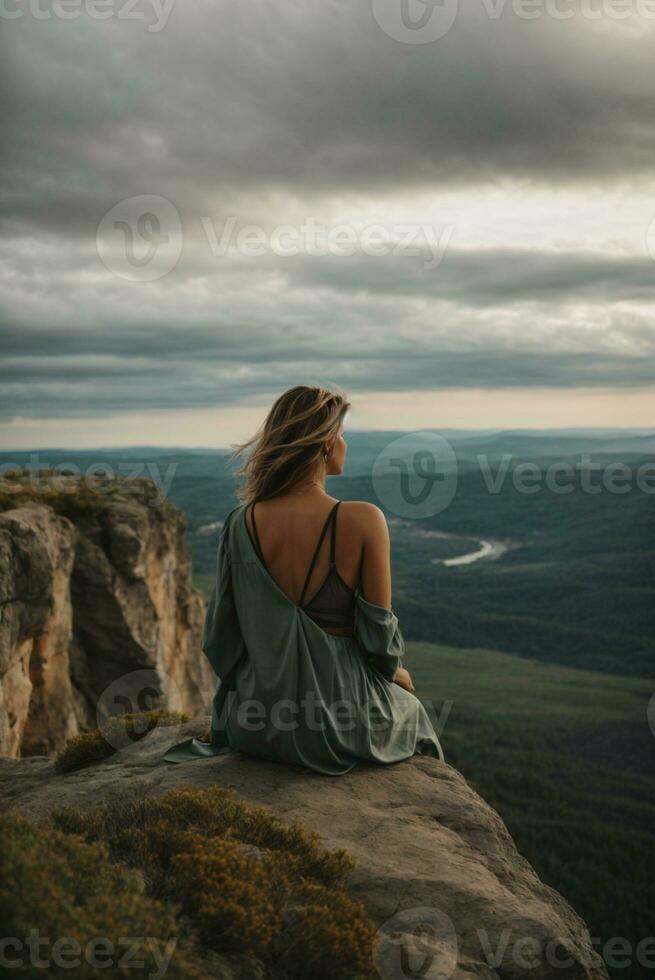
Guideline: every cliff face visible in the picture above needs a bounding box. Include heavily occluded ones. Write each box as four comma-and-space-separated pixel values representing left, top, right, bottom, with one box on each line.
0, 718, 609, 980
0, 477, 213, 758
0, 504, 79, 757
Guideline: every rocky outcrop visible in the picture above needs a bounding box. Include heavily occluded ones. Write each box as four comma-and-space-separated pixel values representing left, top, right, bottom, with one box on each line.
0, 718, 609, 980
0, 477, 213, 758
0, 504, 78, 757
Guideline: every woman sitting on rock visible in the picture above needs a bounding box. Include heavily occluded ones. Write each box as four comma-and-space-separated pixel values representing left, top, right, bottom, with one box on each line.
164, 384, 444, 774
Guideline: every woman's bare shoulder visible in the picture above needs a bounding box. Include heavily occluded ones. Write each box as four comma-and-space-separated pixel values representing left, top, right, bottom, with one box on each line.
339, 500, 389, 538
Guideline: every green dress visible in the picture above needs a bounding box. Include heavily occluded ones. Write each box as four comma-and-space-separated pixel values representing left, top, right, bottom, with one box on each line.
164, 503, 444, 774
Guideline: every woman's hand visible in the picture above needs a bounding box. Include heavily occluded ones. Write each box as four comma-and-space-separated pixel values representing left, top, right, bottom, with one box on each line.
393, 666, 416, 694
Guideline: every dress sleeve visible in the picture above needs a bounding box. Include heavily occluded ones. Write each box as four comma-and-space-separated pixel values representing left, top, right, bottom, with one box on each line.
354, 593, 404, 681
201, 507, 246, 681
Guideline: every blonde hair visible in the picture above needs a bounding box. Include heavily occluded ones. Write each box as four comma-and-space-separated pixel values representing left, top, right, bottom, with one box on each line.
232, 385, 350, 503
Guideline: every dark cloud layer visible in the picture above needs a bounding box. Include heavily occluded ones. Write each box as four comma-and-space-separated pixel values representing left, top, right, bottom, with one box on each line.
2, 243, 653, 418
4, 1, 655, 232
1, 1, 655, 422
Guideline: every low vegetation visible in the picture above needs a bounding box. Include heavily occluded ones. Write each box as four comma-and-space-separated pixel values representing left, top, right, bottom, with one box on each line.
50, 784, 377, 979
54, 710, 189, 774
0, 469, 170, 522
3, 779, 376, 978
0, 809, 201, 979
0, 469, 122, 515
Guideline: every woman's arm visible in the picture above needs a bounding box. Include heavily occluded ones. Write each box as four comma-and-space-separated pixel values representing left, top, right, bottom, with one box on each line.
358, 503, 415, 693
359, 502, 392, 608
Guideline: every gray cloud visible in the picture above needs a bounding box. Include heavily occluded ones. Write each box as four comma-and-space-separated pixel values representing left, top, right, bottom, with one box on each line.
2, 344, 652, 420
4, 2, 655, 235
2, 1, 655, 424
280, 249, 655, 306
2, 243, 654, 418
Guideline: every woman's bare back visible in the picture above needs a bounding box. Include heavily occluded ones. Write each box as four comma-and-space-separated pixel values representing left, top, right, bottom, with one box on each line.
244, 492, 392, 618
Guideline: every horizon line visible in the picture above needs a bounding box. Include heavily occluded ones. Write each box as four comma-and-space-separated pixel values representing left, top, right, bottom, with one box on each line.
1, 424, 654, 455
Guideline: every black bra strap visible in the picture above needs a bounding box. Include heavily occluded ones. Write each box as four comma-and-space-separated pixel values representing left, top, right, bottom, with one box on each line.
299, 503, 339, 607
329, 500, 341, 567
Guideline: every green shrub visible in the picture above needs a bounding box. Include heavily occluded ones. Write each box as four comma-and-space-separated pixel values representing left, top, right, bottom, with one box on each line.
52, 784, 378, 979
53, 783, 354, 885
54, 710, 189, 774
0, 810, 200, 978
0, 472, 123, 516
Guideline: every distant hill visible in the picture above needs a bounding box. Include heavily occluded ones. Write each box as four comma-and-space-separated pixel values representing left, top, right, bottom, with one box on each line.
1, 429, 653, 677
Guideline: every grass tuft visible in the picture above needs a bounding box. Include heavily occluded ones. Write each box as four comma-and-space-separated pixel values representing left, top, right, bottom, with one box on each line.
51, 784, 378, 979
54, 710, 189, 774
0, 809, 201, 978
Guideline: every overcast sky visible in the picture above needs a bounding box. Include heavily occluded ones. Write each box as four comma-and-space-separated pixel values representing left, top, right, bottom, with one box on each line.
1, 0, 655, 447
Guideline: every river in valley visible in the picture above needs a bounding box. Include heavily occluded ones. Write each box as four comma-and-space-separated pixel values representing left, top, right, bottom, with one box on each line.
389, 518, 512, 568
433, 538, 509, 567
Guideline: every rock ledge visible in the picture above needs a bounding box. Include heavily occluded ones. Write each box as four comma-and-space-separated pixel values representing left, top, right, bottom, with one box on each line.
0, 718, 608, 980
